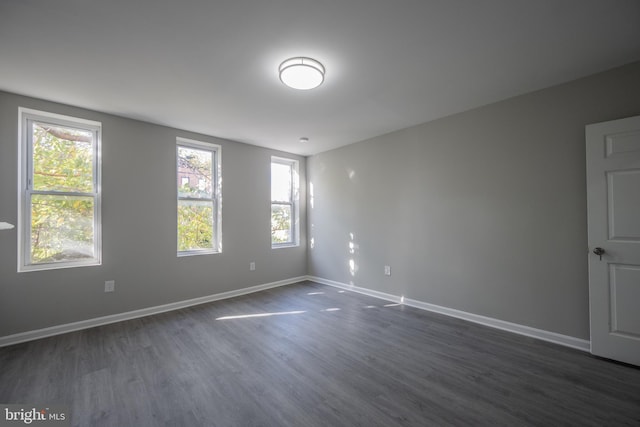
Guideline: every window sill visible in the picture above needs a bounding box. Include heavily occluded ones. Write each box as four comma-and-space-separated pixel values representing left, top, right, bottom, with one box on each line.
19, 259, 101, 273
271, 243, 299, 250
177, 249, 220, 257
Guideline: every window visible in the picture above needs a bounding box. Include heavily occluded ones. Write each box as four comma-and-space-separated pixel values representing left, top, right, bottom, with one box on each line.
18, 108, 101, 272
177, 138, 221, 255
271, 157, 299, 247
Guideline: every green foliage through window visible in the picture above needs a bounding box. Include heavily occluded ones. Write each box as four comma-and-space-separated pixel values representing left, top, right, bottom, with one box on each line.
271, 204, 291, 243
177, 201, 213, 251
31, 194, 94, 262
271, 158, 297, 246
27, 119, 98, 266
177, 142, 218, 253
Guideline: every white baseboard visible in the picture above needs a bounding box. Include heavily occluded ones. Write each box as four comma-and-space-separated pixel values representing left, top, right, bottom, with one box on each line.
2, 275, 591, 353
0, 276, 307, 348
307, 276, 591, 352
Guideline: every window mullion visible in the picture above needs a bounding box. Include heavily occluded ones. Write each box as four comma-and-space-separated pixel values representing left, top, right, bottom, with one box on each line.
179, 196, 214, 202
30, 190, 95, 198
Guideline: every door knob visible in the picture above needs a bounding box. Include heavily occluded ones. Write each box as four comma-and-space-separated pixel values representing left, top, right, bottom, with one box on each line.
593, 247, 605, 260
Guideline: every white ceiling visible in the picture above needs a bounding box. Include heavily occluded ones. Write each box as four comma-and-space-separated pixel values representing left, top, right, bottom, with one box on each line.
1, 1, 640, 156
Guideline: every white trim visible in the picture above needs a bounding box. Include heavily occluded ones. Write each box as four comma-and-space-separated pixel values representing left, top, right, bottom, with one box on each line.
176, 138, 222, 255
0, 276, 306, 348
18, 107, 102, 128
307, 276, 591, 352
271, 156, 300, 248
1, 275, 591, 352
18, 107, 102, 272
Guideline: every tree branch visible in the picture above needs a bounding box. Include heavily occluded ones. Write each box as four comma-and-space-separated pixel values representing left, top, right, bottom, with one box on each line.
42, 127, 92, 143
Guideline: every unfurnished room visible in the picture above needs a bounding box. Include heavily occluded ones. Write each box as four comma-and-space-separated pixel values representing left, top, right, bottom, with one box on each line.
1, 1, 640, 426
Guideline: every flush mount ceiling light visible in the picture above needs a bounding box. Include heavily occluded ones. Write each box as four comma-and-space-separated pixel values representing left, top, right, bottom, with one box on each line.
279, 57, 325, 90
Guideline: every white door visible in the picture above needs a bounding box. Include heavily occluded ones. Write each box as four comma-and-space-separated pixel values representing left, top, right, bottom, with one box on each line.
586, 115, 640, 366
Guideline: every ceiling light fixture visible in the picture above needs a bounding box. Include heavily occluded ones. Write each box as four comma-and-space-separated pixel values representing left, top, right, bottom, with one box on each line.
279, 57, 325, 90
299, 137, 309, 143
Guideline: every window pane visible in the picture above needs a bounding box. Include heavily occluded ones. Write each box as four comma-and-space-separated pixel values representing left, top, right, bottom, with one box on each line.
30, 194, 95, 264
271, 162, 292, 202
178, 200, 214, 251
178, 146, 212, 199
32, 122, 94, 192
271, 204, 292, 244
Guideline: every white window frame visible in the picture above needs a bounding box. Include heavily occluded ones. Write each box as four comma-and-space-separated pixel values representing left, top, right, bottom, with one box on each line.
18, 107, 102, 272
271, 156, 299, 248
176, 137, 222, 256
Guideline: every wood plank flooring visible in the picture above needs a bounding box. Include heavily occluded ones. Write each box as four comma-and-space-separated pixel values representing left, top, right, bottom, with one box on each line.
1, 280, 639, 426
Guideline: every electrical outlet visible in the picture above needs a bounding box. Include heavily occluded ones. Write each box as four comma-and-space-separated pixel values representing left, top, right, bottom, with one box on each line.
104, 280, 115, 292
384, 265, 391, 276
249, 262, 256, 271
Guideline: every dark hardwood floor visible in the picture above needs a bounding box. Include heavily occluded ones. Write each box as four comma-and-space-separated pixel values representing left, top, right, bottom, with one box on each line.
1, 280, 639, 426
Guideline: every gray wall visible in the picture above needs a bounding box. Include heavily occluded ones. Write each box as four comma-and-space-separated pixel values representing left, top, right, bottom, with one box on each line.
0, 91, 307, 337
307, 61, 640, 340
3, 62, 640, 341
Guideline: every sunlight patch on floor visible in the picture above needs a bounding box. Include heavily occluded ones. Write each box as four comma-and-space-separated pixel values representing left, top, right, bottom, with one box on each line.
216, 311, 306, 320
